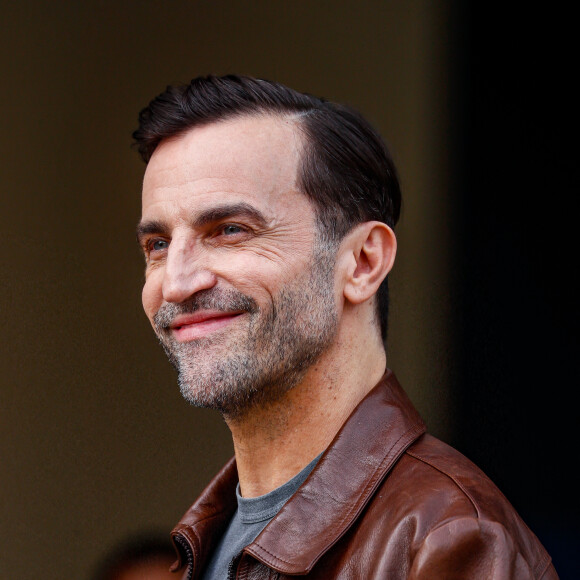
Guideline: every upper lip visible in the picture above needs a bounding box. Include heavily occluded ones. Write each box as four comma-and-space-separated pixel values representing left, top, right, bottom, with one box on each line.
169, 310, 244, 329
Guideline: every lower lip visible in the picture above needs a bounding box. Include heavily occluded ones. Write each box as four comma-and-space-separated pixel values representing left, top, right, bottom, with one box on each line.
172, 313, 243, 342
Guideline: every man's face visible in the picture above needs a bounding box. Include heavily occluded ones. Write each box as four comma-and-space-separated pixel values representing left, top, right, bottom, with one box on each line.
138, 115, 339, 417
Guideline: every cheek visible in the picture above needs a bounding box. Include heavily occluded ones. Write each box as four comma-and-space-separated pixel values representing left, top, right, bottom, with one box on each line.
141, 274, 162, 324
220, 260, 294, 299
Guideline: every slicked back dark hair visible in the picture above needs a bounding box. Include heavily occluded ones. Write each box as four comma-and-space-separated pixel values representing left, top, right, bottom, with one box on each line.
133, 74, 401, 342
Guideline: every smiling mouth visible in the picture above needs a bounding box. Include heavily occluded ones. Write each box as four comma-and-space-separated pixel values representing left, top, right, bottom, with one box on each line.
170, 311, 244, 341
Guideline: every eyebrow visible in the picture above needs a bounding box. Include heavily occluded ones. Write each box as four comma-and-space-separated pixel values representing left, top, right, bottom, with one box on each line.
136, 219, 168, 244
192, 202, 268, 228
136, 202, 268, 243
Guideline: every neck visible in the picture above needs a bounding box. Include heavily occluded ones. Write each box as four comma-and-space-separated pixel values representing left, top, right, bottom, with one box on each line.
225, 323, 386, 498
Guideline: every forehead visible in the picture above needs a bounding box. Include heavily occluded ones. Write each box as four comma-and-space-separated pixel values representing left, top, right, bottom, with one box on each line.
141, 114, 308, 216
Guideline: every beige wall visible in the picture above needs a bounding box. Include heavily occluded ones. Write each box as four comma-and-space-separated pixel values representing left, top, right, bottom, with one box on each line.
0, 2, 451, 577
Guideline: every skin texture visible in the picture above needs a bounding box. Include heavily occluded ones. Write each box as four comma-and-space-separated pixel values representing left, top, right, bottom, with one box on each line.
138, 114, 397, 496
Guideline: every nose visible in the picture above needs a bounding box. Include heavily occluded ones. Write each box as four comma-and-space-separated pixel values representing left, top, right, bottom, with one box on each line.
161, 237, 217, 303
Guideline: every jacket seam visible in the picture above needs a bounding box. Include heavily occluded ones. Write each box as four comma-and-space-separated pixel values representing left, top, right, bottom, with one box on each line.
405, 448, 481, 519
535, 550, 553, 579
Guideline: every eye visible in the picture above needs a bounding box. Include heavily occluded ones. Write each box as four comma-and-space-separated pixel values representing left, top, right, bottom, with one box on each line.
149, 239, 169, 252
221, 224, 243, 236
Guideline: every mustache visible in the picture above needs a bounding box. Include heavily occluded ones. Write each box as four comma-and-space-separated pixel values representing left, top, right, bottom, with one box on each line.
153, 288, 259, 331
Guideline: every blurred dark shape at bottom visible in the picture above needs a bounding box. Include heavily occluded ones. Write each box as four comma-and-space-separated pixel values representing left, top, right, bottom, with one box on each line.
91, 531, 175, 580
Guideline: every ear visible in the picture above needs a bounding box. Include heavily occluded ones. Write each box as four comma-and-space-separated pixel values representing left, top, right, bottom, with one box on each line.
342, 221, 397, 305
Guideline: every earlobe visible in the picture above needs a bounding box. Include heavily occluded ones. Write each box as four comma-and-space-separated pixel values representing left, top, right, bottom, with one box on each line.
343, 222, 397, 305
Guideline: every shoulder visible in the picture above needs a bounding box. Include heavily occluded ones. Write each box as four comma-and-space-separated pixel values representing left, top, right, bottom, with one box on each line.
387, 433, 538, 543
401, 433, 510, 519
363, 434, 556, 579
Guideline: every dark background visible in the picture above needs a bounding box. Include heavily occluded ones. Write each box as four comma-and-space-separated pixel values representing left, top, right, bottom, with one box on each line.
450, 4, 578, 578
1, 2, 576, 578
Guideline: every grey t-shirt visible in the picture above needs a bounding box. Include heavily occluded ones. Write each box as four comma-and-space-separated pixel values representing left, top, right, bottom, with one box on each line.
201, 454, 321, 579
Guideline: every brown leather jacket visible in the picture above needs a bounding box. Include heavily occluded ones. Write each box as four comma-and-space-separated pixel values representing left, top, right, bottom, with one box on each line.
170, 370, 558, 579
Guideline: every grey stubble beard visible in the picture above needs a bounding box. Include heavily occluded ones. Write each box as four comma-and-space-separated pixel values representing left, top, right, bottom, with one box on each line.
153, 243, 338, 419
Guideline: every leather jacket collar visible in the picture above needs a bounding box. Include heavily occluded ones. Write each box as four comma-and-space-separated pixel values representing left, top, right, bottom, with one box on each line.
171, 370, 426, 576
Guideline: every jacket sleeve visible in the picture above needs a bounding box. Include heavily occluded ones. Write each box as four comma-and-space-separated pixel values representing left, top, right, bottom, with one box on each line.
408, 517, 558, 580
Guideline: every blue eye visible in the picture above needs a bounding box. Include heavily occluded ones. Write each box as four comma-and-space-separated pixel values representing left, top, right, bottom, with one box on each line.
151, 239, 168, 251
222, 225, 242, 235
